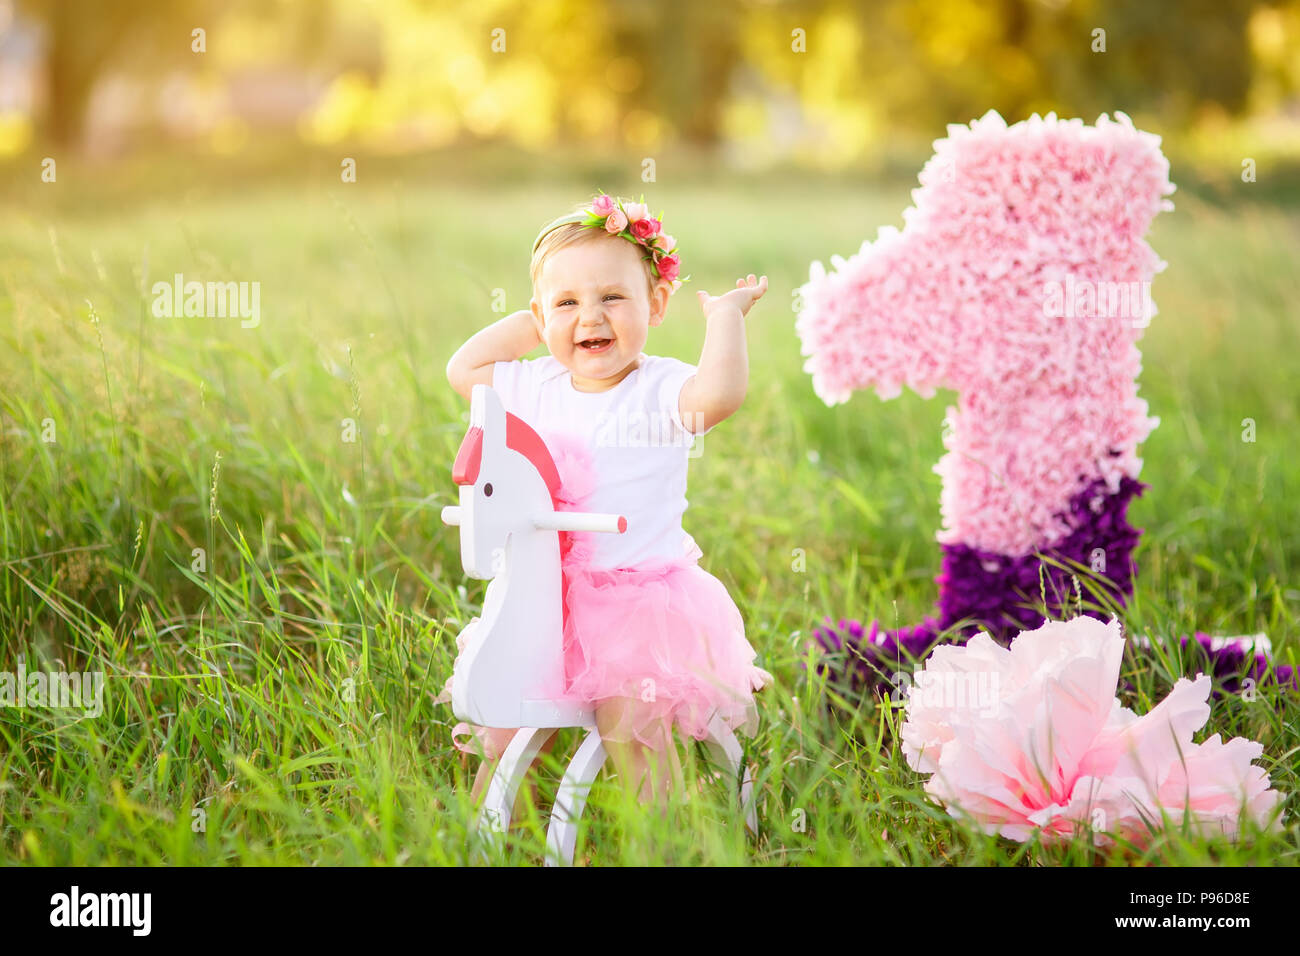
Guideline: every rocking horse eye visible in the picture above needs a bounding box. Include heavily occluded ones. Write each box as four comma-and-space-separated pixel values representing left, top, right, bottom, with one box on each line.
483, 482, 493, 497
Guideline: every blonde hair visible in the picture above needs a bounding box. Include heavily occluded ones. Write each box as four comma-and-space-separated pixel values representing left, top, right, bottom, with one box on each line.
530, 219, 658, 300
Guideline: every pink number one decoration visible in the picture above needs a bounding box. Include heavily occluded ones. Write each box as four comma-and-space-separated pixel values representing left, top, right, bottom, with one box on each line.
797, 111, 1292, 695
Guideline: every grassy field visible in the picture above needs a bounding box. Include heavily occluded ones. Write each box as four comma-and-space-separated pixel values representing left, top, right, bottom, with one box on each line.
1, 150, 1297, 865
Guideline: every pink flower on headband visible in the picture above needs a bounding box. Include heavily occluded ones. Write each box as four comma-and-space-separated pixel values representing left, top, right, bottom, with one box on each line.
604, 208, 628, 234
571, 193, 689, 291
630, 217, 659, 240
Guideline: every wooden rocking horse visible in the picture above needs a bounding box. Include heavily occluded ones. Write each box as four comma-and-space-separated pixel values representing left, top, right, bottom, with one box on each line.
441, 384, 757, 865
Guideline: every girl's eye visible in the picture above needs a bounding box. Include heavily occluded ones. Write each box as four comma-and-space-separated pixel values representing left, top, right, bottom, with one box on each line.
603, 294, 623, 302
557, 299, 576, 307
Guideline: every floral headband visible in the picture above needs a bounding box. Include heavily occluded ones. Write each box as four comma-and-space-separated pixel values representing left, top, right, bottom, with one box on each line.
532, 193, 686, 292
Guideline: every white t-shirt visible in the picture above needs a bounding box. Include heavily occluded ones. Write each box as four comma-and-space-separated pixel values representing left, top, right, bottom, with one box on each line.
491, 352, 713, 571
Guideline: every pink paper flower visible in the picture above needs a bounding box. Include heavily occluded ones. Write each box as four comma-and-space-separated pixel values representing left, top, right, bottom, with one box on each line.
900, 616, 1285, 847
623, 201, 648, 222
657, 253, 680, 282
590, 193, 615, 217
604, 208, 628, 234
656, 232, 676, 253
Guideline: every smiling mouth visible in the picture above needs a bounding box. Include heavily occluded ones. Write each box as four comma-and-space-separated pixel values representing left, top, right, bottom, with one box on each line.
577, 338, 613, 352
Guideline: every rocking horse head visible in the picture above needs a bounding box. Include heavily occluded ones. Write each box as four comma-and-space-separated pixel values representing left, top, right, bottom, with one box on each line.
450, 384, 563, 580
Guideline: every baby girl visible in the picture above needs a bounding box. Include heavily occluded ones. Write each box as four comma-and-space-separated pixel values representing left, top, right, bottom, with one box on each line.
444, 193, 772, 808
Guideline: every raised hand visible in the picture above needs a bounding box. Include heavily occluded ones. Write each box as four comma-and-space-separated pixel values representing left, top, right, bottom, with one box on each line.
697, 274, 768, 320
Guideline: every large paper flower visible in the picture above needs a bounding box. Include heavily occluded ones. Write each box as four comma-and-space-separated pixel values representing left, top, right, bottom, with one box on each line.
900, 616, 1285, 846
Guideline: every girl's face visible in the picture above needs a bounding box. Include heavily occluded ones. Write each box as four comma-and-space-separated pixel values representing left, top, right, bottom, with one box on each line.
530, 236, 670, 392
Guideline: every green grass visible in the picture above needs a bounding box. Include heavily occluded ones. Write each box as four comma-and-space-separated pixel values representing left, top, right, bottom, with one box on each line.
1, 153, 1297, 865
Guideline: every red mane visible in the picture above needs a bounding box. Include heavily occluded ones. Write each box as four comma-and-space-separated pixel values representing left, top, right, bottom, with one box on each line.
505, 413, 561, 504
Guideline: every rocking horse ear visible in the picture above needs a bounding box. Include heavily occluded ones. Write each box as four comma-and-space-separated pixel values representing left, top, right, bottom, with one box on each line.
470, 382, 506, 432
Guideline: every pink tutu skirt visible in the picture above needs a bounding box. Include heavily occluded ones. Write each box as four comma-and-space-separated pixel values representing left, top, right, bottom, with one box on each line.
445, 538, 771, 758
558, 539, 771, 749
443, 431, 771, 759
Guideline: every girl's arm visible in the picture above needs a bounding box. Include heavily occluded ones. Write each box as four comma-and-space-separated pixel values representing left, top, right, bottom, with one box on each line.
445, 309, 542, 400
679, 275, 767, 434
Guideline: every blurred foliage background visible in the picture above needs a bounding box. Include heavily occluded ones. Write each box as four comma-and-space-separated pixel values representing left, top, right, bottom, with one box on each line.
2, 0, 1298, 182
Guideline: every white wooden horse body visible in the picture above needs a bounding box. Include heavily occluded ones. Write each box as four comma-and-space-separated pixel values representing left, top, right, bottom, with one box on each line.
442, 384, 754, 864
442, 384, 620, 729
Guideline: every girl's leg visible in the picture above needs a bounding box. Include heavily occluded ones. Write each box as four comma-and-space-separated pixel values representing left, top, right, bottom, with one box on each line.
469, 726, 559, 827
596, 697, 684, 811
